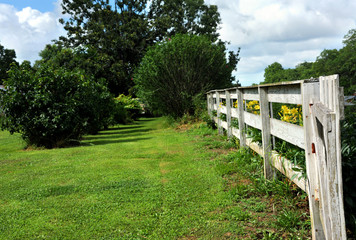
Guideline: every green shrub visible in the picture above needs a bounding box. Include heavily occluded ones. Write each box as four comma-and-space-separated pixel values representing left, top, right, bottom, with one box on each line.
134, 34, 239, 118
112, 94, 142, 124
0, 63, 113, 148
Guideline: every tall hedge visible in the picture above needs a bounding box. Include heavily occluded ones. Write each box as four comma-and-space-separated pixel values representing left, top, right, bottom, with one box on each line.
0, 63, 113, 148
134, 34, 239, 118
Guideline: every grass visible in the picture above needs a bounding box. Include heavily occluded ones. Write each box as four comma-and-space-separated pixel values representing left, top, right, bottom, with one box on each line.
0, 118, 310, 239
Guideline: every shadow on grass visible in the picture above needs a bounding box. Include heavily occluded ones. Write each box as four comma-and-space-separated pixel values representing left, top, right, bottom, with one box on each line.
81, 120, 154, 146
87, 128, 151, 139
99, 125, 143, 133
136, 118, 156, 122
81, 137, 152, 146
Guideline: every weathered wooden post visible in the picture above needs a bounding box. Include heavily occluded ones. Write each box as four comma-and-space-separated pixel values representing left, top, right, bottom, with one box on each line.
302, 79, 325, 239
259, 86, 275, 180
225, 90, 232, 138
237, 88, 246, 147
216, 91, 223, 135
207, 92, 212, 117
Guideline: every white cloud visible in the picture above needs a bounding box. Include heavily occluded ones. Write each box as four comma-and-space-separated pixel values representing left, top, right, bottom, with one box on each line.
0, 2, 64, 64
205, 0, 356, 85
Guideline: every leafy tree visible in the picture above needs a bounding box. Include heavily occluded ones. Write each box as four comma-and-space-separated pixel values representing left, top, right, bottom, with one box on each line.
57, 0, 223, 95
0, 43, 18, 84
35, 44, 117, 85
295, 61, 314, 79
134, 34, 239, 118
312, 49, 339, 77
148, 0, 221, 41
338, 29, 356, 94
263, 62, 284, 83
58, 0, 150, 95
0, 63, 113, 148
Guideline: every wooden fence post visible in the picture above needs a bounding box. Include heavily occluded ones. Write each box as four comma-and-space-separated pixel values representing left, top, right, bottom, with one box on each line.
302, 80, 325, 239
313, 75, 347, 239
270, 102, 276, 149
216, 91, 223, 135
207, 93, 212, 117
237, 88, 246, 147
259, 86, 275, 180
225, 90, 232, 138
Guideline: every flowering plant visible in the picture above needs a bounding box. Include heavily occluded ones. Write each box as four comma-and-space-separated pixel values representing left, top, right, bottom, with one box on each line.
246, 100, 260, 115
278, 105, 303, 126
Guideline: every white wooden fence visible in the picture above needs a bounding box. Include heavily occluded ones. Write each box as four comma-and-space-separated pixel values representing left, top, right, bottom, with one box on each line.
207, 75, 347, 240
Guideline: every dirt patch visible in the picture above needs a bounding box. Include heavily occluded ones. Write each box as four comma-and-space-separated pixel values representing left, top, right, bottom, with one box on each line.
161, 178, 169, 184
160, 169, 169, 175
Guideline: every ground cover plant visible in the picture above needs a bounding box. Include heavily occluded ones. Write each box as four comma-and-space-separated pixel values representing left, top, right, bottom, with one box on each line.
0, 118, 311, 239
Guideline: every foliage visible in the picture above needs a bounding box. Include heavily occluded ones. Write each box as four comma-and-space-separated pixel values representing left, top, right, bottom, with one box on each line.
247, 126, 262, 145
112, 94, 142, 124
274, 139, 306, 179
134, 34, 240, 118
58, 0, 223, 95
148, 0, 221, 42
219, 113, 227, 121
0, 63, 113, 148
341, 105, 356, 237
263, 62, 284, 84
231, 118, 239, 128
58, 0, 150, 95
0, 43, 18, 84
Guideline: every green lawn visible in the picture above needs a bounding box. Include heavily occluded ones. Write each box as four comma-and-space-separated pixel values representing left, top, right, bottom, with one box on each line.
0, 118, 310, 239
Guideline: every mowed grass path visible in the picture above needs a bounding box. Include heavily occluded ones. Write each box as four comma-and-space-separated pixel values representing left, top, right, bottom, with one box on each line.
0, 118, 310, 239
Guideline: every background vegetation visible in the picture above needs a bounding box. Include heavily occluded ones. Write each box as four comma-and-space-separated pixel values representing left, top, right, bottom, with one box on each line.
263, 29, 356, 95
134, 34, 239, 118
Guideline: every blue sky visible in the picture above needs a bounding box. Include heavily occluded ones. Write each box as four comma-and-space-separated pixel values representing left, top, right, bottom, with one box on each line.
1, 0, 356, 86
1, 0, 58, 12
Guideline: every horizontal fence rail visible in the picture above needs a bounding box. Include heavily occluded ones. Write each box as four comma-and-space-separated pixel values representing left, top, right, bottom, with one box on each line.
207, 75, 347, 240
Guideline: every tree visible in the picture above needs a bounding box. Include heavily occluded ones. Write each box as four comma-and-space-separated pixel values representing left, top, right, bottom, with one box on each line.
58, 0, 150, 95
295, 61, 314, 79
312, 49, 339, 77
134, 34, 240, 118
263, 62, 284, 83
0, 63, 113, 148
148, 0, 221, 41
338, 29, 356, 94
58, 0, 223, 95
0, 43, 18, 84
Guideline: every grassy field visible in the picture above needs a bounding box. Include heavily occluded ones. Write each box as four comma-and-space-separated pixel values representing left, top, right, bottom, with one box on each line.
0, 118, 310, 239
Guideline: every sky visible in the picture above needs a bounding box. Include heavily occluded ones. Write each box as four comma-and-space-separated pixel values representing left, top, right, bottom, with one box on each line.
1, 0, 356, 86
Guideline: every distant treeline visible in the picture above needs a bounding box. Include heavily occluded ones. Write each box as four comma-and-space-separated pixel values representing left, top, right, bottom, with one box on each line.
263, 29, 356, 95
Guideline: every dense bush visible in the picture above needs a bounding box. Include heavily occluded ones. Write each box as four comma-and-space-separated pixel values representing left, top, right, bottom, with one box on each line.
341, 105, 356, 236
0, 63, 113, 148
134, 34, 239, 118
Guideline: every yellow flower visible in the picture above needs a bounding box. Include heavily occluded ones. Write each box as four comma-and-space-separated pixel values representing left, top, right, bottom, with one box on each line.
278, 105, 303, 125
